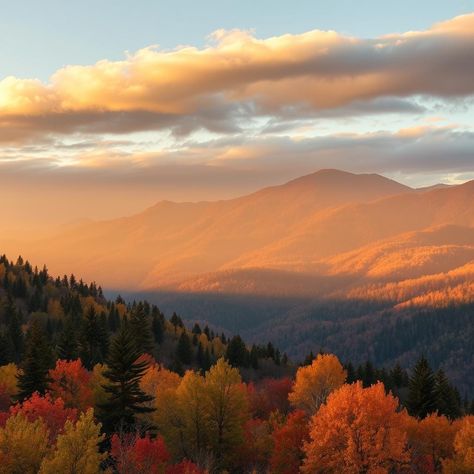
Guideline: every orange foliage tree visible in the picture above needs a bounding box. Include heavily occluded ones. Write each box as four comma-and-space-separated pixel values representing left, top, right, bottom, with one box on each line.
48, 359, 93, 410
289, 353, 346, 414
302, 382, 409, 473
405, 413, 457, 472
442, 416, 474, 473
270, 409, 310, 474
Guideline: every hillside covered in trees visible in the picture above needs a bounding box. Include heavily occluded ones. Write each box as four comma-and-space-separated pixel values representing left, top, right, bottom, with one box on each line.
0, 253, 473, 473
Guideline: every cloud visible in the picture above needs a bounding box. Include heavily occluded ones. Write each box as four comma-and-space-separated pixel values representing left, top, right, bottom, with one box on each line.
1, 14, 473, 143
2, 125, 473, 186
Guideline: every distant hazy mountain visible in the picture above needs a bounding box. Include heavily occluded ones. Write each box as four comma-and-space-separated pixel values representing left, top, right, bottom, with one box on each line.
1, 169, 417, 288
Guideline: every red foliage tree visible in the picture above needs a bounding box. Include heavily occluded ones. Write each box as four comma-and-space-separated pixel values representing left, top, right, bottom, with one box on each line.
165, 460, 204, 474
270, 410, 310, 474
111, 433, 170, 474
248, 377, 292, 418
9, 392, 77, 441
48, 359, 93, 410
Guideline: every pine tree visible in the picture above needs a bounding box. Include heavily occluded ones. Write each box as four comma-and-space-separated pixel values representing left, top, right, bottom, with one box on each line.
225, 335, 249, 368
98, 326, 154, 432
0, 331, 14, 365
129, 302, 154, 354
7, 307, 24, 362
107, 305, 120, 332
98, 311, 110, 359
250, 345, 259, 370
434, 369, 461, 419
57, 317, 78, 361
407, 356, 437, 419
176, 332, 193, 365
17, 321, 53, 401
151, 307, 165, 344
170, 312, 184, 332
79, 306, 103, 369
192, 323, 202, 335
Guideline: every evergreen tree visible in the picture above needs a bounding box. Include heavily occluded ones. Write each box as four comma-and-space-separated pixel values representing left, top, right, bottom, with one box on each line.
107, 305, 120, 332
225, 335, 249, 368
170, 312, 184, 332
56, 317, 78, 361
176, 332, 193, 365
434, 369, 461, 419
363, 361, 376, 387
249, 345, 259, 370
7, 308, 23, 362
98, 311, 110, 359
407, 356, 437, 419
151, 307, 165, 344
98, 326, 154, 432
129, 302, 154, 354
79, 306, 103, 369
17, 321, 53, 400
0, 331, 14, 365
192, 323, 202, 335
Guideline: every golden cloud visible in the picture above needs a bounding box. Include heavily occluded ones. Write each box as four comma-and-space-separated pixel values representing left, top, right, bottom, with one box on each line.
0, 14, 473, 142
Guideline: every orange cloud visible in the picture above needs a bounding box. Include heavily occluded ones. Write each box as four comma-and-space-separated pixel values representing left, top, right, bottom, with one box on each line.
0, 14, 473, 143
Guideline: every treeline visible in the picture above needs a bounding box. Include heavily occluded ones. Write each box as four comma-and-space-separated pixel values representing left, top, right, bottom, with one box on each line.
0, 255, 287, 376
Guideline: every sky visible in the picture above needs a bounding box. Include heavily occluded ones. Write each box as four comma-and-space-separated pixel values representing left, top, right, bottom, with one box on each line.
1, 1, 474, 228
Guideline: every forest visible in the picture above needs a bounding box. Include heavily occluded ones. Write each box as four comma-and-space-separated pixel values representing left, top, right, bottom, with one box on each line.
0, 254, 473, 473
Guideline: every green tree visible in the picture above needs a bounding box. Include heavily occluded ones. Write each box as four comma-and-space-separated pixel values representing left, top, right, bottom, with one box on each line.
129, 302, 154, 354
17, 320, 53, 401
225, 335, 249, 368
434, 369, 461, 419
151, 307, 165, 344
176, 332, 193, 365
407, 356, 437, 419
79, 306, 103, 369
98, 326, 154, 432
56, 317, 78, 361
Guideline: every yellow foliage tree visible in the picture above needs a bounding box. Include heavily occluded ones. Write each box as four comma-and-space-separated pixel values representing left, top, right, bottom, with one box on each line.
89, 363, 109, 407
176, 370, 208, 458
302, 382, 409, 474
39, 409, 106, 474
151, 367, 183, 452
442, 416, 474, 474
0, 412, 50, 474
289, 353, 346, 414
203, 358, 248, 466
0, 363, 20, 398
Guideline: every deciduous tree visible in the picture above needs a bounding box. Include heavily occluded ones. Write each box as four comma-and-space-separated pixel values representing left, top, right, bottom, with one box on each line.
442, 416, 474, 474
289, 353, 346, 414
48, 359, 93, 410
302, 382, 409, 473
39, 409, 105, 474
270, 410, 310, 474
0, 412, 50, 474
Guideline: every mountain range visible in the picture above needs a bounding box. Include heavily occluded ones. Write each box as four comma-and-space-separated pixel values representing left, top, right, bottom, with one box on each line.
3, 169, 473, 293
2, 169, 473, 392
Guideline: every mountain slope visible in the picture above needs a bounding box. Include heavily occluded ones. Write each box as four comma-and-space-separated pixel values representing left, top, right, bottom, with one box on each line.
0, 169, 413, 289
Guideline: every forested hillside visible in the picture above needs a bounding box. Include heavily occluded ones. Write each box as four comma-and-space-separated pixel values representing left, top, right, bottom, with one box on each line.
0, 253, 473, 473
